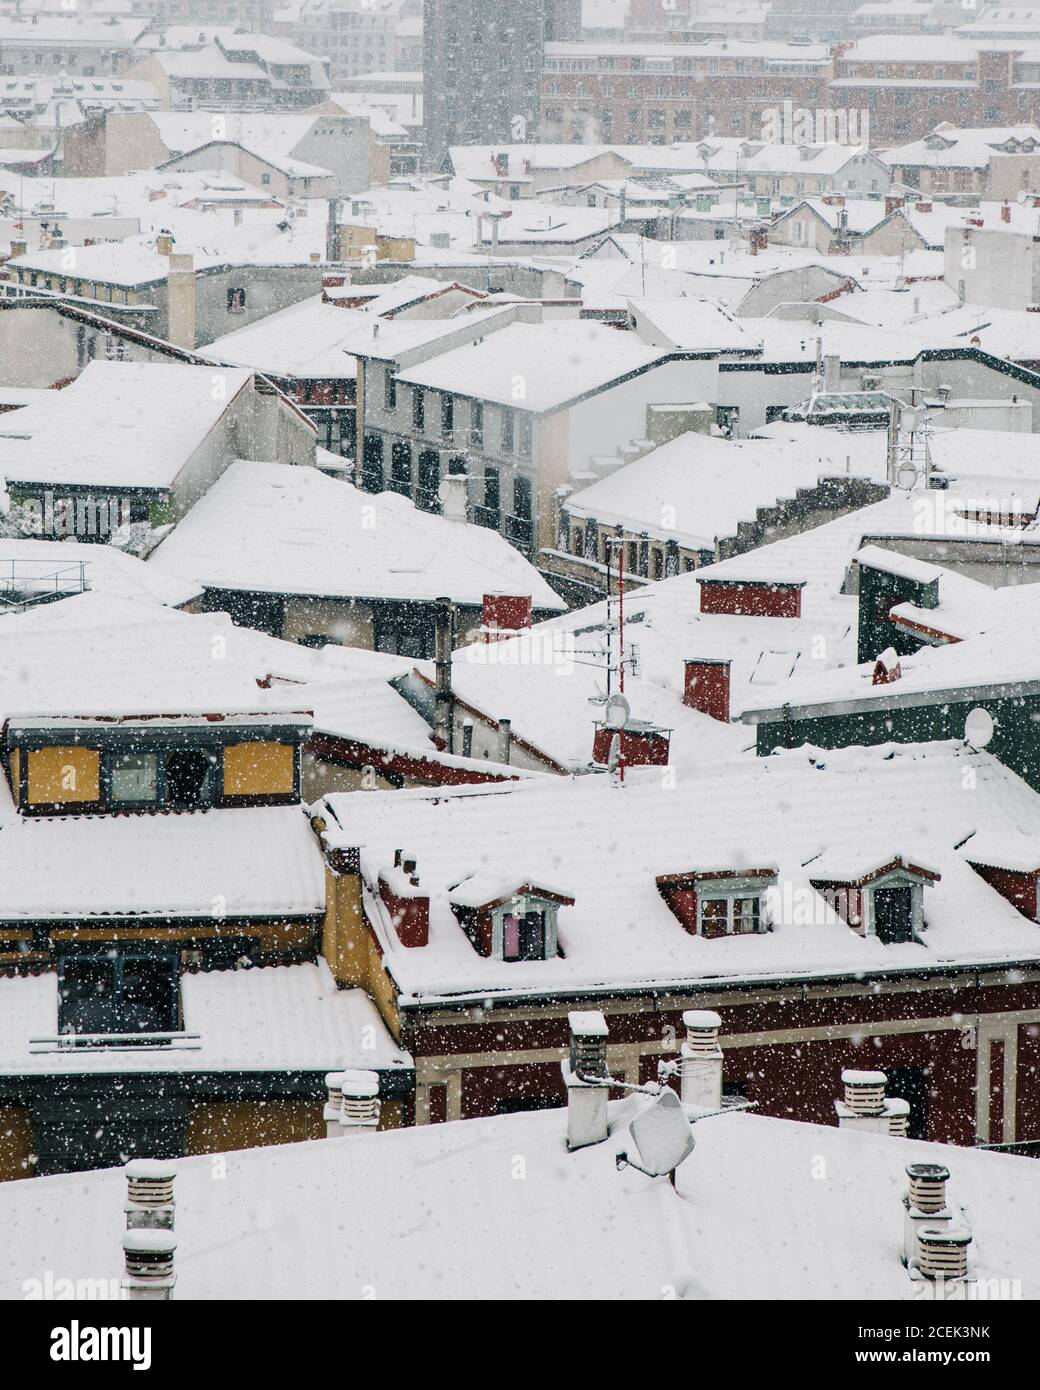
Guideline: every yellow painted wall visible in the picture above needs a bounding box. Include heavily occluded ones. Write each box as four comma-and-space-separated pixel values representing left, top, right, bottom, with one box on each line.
376, 234, 416, 261
26, 746, 99, 805
322, 866, 401, 1041
0, 1107, 34, 1182
185, 1100, 324, 1155
222, 741, 295, 797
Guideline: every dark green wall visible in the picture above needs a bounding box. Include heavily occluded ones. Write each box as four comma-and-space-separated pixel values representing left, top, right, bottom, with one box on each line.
858, 563, 940, 664
757, 690, 1039, 790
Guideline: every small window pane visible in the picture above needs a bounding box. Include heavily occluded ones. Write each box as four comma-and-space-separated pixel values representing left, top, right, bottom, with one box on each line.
111, 752, 158, 804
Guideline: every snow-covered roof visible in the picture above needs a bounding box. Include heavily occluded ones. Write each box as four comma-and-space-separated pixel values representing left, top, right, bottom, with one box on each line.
0, 803, 323, 924
627, 297, 761, 353
0, 362, 254, 491
0, 538, 200, 610
395, 320, 669, 412
3, 1096, 1036, 1298
204, 295, 361, 379
0, 594, 315, 722
317, 740, 1040, 1004
0, 961, 410, 1077
147, 460, 564, 611
564, 430, 887, 552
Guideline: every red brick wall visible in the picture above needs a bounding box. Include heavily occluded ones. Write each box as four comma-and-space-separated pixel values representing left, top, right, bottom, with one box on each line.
699, 582, 802, 618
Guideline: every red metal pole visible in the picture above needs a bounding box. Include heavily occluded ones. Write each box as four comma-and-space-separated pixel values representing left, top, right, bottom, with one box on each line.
618, 542, 625, 783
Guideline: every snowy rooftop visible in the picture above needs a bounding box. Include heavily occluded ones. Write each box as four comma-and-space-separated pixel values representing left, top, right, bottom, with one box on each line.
0, 594, 317, 722
205, 295, 361, 379
395, 320, 669, 412
148, 460, 564, 611
318, 741, 1040, 1004
0, 538, 200, 611
1, 1098, 1037, 1298
0, 962, 410, 1078
564, 430, 888, 552
0, 362, 254, 491
0, 802, 323, 925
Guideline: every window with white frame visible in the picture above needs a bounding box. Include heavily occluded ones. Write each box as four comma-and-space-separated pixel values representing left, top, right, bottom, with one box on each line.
698, 894, 763, 938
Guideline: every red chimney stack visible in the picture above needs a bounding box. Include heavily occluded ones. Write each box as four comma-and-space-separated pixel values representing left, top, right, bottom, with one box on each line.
683, 658, 731, 722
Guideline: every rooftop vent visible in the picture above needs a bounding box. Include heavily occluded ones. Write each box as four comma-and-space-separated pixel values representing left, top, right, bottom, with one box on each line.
563, 1010, 610, 1151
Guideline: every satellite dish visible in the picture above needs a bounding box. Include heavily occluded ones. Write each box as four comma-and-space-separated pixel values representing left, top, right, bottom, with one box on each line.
900, 407, 919, 432
964, 707, 995, 749
625, 1089, 695, 1178
896, 463, 919, 491
603, 693, 630, 730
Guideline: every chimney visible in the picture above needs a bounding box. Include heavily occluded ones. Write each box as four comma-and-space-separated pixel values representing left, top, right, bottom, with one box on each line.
325, 1070, 345, 1137
902, 1161, 952, 1267
683, 658, 731, 722
885, 195, 904, 217
438, 470, 469, 523
823, 353, 841, 392
121, 1230, 177, 1301
166, 252, 196, 351
917, 1224, 972, 1282
432, 596, 455, 750
563, 1010, 610, 1151
156, 228, 174, 256
338, 1069, 381, 1133
326, 198, 342, 262
492, 151, 509, 177
498, 716, 512, 764
9, 238, 27, 260
915, 200, 932, 214
836, 1068, 909, 1135
233, 208, 243, 227
680, 1010, 723, 1111
749, 227, 768, 255
1002, 203, 1012, 224
124, 1159, 176, 1231
378, 855, 429, 947
872, 647, 901, 685
481, 592, 533, 642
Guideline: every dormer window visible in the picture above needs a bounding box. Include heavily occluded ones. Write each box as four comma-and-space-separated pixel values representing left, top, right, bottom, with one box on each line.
449, 880, 574, 960
657, 869, 777, 938
810, 856, 939, 945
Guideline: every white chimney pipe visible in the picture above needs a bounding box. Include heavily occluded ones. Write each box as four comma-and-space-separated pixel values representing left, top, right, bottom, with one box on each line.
563, 1010, 610, 1150
122, 1230, 177, 1301
836, 1069, 908, 1134
124, 1159, 176, 1231
325, 1070, 345, 1138
917, 1223, 971, 1282
903, 1162, 952, 1268
680, 1010, 723, 1111
338, 1069, 381, 1133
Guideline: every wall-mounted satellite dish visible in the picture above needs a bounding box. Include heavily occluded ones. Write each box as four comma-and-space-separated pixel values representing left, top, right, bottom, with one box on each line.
900, 407, 920, 432
964, 707, 995, 749
896, 463, 920, 491
604, 693, 630, 730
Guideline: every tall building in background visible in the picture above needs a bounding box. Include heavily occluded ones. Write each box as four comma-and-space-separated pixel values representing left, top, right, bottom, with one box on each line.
423, 0, 576, 168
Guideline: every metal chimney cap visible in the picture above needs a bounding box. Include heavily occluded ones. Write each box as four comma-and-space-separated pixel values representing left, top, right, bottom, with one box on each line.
906, 1162, 950, 1182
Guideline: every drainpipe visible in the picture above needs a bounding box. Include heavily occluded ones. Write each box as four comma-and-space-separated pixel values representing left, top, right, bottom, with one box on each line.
433, 596, 454, 751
